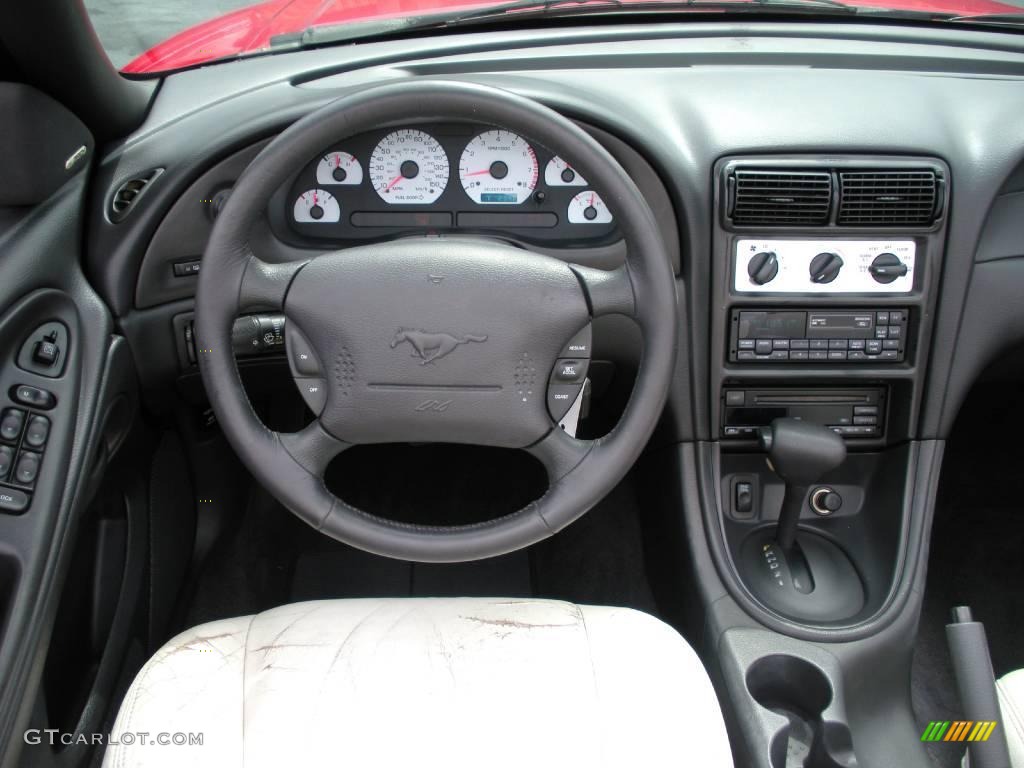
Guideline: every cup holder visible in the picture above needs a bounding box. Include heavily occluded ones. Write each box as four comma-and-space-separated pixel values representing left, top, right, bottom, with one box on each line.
746, 655, 858, 768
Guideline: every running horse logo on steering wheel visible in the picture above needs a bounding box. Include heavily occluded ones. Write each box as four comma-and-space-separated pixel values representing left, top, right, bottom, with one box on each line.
390, 328, 488, 364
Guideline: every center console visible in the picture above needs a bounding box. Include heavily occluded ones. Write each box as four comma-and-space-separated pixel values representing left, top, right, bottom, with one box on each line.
700, 156, 950, 767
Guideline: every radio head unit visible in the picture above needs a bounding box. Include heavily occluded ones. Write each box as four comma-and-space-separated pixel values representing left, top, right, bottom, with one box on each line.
730, 308, 908, 363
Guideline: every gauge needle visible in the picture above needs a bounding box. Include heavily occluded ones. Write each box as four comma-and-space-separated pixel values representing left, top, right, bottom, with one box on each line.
589, 193, 595, 206
463, 169, 492, 177
385, 175, 404, 191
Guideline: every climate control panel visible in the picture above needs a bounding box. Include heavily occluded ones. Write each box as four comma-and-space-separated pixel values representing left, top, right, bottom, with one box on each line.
734, 239, 916, 294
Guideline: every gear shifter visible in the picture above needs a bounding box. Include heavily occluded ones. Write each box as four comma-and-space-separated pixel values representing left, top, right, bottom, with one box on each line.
738, 418, 865, 623
760, 418, 846, 551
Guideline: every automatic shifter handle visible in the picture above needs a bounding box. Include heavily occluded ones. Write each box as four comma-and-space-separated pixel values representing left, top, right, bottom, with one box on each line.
759, 418, 846, 550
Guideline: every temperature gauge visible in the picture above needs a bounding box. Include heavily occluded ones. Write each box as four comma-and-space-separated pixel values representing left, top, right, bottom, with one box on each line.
545, 156, 586, 187
316, 152, 362, 185
293, 189, 340, 223
567, 191, 612, 224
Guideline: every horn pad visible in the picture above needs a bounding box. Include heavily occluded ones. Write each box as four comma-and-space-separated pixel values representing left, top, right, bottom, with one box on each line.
284, 238, 590, 447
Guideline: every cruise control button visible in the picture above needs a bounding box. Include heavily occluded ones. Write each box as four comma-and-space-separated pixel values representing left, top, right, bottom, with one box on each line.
0, 446, 13, 479
286, 327, 321, 376
296, 378, 327, 415
553, 359, 588, 384
0, 487, 29, 514
24, 416, 50, 449
560, 325, 592, 358
1, 409, 25, 442
547, 384, 582, 421
15, 452, 41, 485
12, 384, 56, 410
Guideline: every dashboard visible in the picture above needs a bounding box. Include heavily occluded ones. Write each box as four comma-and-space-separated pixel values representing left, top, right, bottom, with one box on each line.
278, 123, 618, 246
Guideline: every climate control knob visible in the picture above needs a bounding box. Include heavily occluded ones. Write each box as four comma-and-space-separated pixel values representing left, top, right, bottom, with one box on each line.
747, 251, 779, 286
868, 252, 909, 284
809, 252, 843, 284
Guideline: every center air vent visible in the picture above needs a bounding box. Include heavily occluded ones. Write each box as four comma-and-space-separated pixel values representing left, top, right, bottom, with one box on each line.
838, 170, 940, 226
729, 170, 832, 226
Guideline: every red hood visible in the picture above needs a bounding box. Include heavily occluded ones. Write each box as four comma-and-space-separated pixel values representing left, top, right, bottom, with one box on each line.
123, 0, 1021, 74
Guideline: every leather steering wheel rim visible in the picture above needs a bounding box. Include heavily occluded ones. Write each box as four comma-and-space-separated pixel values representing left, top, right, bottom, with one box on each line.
195, 80, 677, 563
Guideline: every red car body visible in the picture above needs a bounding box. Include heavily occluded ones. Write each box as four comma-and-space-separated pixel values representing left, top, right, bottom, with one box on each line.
123, 0, 1021, 73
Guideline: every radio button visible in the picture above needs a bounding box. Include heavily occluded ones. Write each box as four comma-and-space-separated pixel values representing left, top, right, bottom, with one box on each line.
875, 326, 889, 339
866, 340, 883, 355
890, 310, 905, 324
829, 339, 848, 350
773, 339, 789, 350
809, 340, 828, 350
770, 350, 789, 361
880, 350, 900, 360
738, 339, 756, 350
737, 351, 755, 361
888, 325, 902, 339
854, 416, 878, 426
790, 350, 809, 361
755, 340, 772, 355
809, 351, 828, 361
854, 406, 879, 415
876, 311, 890, 324
883, 339, 900, 349
848, 351, 868, 361
849, 339, 866, 350
828, 350, 848, 361
790, 339, 809, 350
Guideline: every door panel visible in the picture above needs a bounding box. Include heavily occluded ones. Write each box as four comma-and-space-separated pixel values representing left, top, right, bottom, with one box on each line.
0, 84, 143, 768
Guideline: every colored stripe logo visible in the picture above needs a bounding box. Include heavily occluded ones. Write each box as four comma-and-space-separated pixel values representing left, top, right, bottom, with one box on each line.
921, 721, 997, 742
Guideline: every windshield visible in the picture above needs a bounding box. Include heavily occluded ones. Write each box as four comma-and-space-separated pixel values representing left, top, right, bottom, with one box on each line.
86, 0, 1024, 75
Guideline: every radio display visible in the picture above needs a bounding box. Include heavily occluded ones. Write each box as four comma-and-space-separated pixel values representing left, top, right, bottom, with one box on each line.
738, 311, 806, 339
807, 312, 875, 339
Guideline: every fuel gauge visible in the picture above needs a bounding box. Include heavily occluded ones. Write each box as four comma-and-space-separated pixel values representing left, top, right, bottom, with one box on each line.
293, 189, 340, 223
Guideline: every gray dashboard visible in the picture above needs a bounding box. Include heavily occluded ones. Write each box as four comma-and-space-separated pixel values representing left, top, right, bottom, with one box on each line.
87, 20, 1024, 442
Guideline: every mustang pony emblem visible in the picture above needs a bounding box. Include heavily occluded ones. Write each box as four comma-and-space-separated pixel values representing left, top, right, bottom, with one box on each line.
390, 328, 488, 365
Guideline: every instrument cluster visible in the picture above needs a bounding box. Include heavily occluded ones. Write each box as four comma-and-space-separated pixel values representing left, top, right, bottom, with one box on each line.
284, 123, 619, 246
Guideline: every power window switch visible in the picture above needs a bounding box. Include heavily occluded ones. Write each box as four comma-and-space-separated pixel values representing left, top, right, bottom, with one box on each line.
15, 452, 41, 486
24, 416, 50, 449
1, 409, 25, 442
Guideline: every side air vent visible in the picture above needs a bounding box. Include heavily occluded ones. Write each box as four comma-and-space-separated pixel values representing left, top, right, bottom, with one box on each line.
837, 170, 940, 226
110, 168, 163, 222
730, 170, 832, 226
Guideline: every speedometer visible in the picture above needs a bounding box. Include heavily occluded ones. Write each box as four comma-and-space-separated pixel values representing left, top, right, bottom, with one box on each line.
459, 130, 538, 205
369, 129, 449, 204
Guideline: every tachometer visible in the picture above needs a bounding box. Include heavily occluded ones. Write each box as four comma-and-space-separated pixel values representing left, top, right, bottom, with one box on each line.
369, 129, 449, 204
316, 152, 362, 185
567, 191, 612, 224
459, 130, 538, 204
544, 156, 586, 187
293, 189, 340, 223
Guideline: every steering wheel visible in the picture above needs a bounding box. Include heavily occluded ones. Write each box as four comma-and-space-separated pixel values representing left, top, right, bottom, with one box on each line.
195, 81, 676, 562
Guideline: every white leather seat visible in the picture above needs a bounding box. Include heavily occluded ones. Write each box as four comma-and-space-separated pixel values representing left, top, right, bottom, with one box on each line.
103, 598, 732, 768
995, 669, 1024, 766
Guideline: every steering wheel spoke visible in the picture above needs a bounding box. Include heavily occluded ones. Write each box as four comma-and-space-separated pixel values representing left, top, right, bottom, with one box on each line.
238, 255, 309, 313
280, 421, 351, 477
526, 428, 594, 483
571, 263, 636, 318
